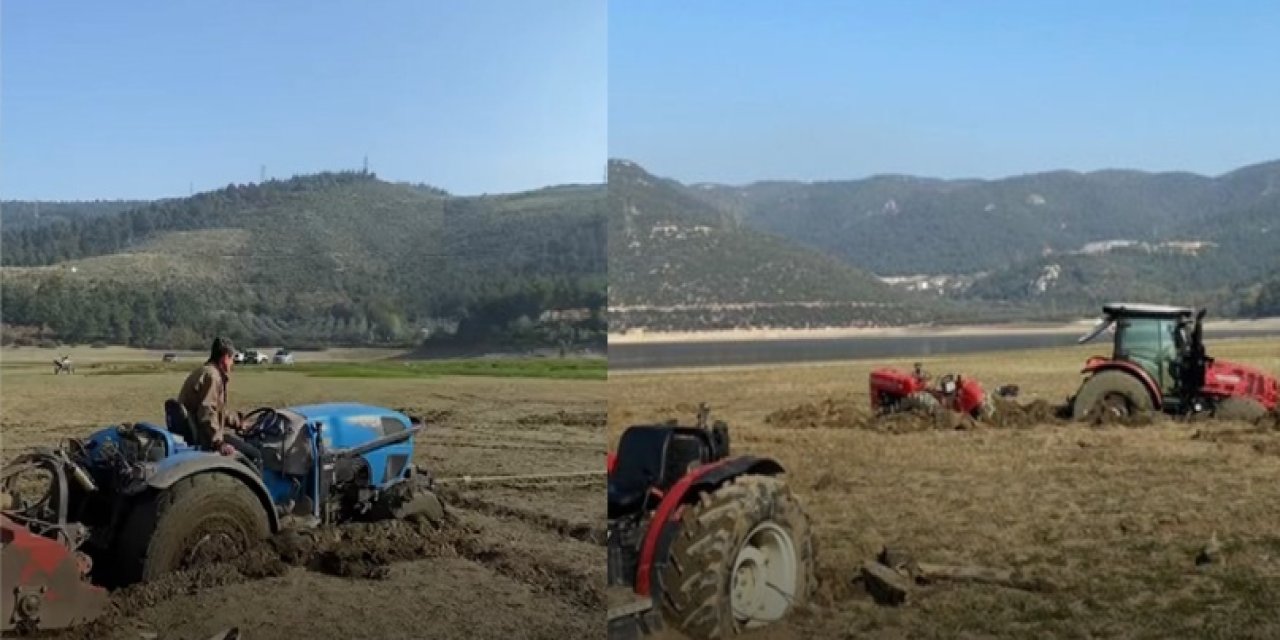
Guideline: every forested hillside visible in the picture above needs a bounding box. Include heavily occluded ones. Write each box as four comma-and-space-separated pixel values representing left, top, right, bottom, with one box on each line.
608, 160, 928, 331
1, 172, 605, 348
683, 160, 1279, 318
2, 200, 152, 231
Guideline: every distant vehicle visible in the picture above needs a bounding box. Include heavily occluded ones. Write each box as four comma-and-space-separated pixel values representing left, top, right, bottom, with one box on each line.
272, 349, 295, 365
162, 353, 177, 363
240, 350, 269, 365
233, 351, 246, 364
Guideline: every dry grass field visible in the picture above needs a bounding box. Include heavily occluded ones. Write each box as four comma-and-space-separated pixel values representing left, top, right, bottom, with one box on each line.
609, 337, 1280, 639
0, 359, 605, 639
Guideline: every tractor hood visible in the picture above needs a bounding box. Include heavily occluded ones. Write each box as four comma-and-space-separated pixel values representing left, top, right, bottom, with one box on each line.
287, 403, 418, 452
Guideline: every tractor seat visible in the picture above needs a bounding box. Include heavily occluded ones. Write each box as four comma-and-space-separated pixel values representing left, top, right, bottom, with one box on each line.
164, 399, 197, 444
608, 426, 712, 519
608, 426, 672, 518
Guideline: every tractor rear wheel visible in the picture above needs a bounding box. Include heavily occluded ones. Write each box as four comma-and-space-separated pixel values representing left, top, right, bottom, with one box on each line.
1213, 397, 1267, 421
1072, 370, 1155, 421
900, 392, 940, 415
114, 472, 270, 584
658, 475, 815, 639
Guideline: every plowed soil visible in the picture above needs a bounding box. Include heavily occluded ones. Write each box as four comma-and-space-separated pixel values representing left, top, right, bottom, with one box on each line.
610, 338, 1280, 639
0, 360, 604, 640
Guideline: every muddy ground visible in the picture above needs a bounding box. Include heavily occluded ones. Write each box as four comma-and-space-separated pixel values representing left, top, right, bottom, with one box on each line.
0, 364, 605, 640
609, 338, 1280, 639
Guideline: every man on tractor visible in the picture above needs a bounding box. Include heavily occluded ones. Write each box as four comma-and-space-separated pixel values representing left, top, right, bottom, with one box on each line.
177, 337, 263, 466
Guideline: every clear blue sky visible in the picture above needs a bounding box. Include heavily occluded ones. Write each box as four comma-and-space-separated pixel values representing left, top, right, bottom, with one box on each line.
610, 0, 1280, 184
2, 1, 606, 199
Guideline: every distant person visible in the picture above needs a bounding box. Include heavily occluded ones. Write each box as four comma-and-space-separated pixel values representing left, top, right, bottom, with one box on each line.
178, 337, 262, 466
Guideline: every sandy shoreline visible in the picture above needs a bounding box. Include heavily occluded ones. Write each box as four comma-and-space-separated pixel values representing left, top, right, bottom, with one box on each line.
607, 317, 1280, 345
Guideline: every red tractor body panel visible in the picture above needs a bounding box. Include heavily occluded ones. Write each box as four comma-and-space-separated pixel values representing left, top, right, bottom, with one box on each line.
1, 515, 109, 632
953, 378, 986, 415
1203, 359, 1279, 411
869, 367, 925, 411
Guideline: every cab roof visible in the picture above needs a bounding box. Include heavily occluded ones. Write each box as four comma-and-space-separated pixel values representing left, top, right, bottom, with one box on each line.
1102, 302, 1197, 318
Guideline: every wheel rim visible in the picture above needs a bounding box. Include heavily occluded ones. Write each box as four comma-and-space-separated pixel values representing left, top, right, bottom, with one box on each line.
1099, 393, 1130, 418
729, 521, 798, 628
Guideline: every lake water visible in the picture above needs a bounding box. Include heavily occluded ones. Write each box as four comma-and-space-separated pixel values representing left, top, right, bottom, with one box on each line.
608, 328, 1280, 370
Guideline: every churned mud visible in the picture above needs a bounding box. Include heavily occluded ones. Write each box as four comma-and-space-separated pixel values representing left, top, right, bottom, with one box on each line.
760, 395, 1274, 433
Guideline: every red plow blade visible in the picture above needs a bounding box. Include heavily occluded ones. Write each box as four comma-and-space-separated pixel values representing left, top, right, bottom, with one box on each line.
2, 514, 109, 633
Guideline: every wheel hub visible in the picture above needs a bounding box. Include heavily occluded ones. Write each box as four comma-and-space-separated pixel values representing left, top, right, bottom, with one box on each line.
1100, 393, 1129, 418
729, 522, 798, 628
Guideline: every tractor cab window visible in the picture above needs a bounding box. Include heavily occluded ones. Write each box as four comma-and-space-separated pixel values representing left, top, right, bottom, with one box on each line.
1115, 317, 1179, 393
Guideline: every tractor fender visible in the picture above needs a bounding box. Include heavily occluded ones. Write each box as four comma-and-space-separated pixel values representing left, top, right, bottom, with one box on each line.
635, 455, 786, 597
144, 457, 281, 533
1080, 360, 1163, 409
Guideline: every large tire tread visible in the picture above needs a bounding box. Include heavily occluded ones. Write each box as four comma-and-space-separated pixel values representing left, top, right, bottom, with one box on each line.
1072, 370, 1155, 421
658, 475, 816, 639
116, 472, 269, 583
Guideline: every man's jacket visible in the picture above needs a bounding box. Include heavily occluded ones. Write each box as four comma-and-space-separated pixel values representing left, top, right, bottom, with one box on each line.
177, 362, 235, 448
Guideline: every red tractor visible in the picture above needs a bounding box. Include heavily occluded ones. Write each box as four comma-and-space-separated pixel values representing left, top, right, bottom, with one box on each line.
1071, 303, 1278, 420
606, 405, 815, 640
869, 363, 998, 419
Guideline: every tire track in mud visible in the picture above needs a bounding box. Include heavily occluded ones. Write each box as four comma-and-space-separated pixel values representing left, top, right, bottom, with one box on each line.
447, 513, 605, 612
442, 489, 607, 545
427, 436, 604, 454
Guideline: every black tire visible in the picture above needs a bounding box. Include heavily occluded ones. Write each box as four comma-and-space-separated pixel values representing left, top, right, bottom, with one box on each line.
659, 475, 815, 639
1213, 397, 1268, 421
1072, 370, 1155, 421
115, 472, 270, 583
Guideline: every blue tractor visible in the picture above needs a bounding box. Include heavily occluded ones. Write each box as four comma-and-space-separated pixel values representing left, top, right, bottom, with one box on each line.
1, 401, 444, 599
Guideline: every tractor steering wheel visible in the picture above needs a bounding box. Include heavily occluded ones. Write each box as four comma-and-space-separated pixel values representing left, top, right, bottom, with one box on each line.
239, 407, 278, 437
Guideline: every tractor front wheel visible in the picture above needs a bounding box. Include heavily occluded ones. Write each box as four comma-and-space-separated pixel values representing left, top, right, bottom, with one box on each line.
659, 475, 815, 639
114, 472, 270, 584
1072, 370, 1155, 421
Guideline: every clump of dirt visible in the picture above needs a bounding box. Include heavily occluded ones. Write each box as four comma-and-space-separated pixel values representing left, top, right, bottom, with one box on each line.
268, 518, 460, 579
1083, 407, 1162, 428
516, 410, 606, 428
987, 397, 1071, 429
765, 398, 871, 430
813, 564, 863, 606
1254, 410, 1280, 431
867, 410, 962, 433
766, 396, 1076, 433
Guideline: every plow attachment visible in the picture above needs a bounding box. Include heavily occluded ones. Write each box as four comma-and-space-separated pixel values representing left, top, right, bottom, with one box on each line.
2, 514, 108, 633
